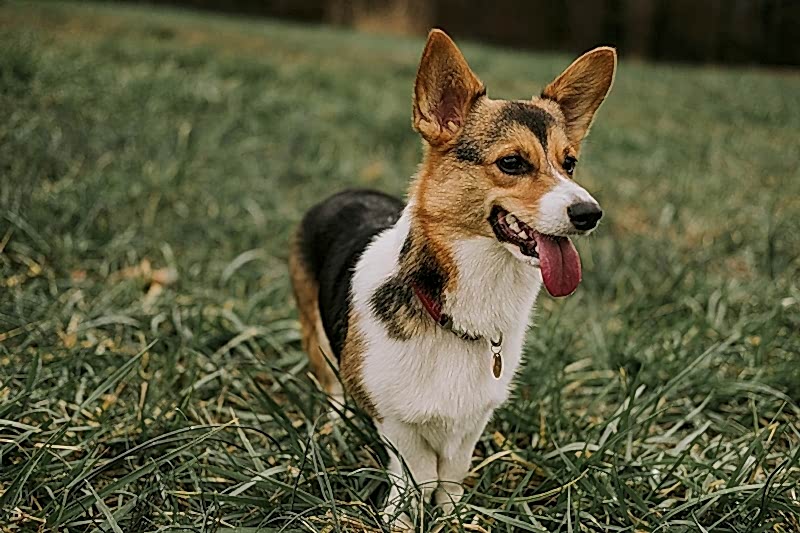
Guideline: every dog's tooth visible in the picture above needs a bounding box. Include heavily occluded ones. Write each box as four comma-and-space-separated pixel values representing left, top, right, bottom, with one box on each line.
517, 230, 527, 239
509, 221, 521, 232
506, 214, 517, 224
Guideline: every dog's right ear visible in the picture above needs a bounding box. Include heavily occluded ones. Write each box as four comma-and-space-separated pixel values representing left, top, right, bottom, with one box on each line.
413, 29, 485, 146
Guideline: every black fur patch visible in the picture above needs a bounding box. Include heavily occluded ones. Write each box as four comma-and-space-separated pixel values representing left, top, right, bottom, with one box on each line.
370, 278, 416, 340
370, 236, 448, 340
409, 241, 447, 304
454, 137, 484, 164
399, 232, 413, 258
298, 189, 404, 359
499, 102, 554, 151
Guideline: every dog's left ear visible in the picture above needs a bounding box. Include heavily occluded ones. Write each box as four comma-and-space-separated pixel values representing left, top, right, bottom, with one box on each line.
413, 29, 485, 146
541, 47, 616, 145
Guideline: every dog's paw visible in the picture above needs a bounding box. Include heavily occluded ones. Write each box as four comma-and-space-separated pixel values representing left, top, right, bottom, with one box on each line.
382, 507, 414, 532
434, 483, 464, 515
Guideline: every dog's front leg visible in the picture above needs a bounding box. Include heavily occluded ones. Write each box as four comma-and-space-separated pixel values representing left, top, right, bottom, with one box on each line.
379, 419, 438, 530
434, 417, 488, 515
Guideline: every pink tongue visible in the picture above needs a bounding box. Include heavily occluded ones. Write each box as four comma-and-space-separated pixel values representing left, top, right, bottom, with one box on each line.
534, 233, 582, 297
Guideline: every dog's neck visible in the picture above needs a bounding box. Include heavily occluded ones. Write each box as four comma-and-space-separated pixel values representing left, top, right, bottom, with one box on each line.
392, 194, 542, 339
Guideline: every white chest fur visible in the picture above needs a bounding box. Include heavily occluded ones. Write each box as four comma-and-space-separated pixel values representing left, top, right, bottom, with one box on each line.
350, 209, 542, 429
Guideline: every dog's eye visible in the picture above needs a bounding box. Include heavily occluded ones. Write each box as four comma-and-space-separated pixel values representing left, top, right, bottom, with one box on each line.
496, 155, 531, 176
563, 156, 578, 176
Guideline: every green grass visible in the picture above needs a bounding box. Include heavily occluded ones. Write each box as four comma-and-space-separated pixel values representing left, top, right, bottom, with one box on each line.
1, 2, 799, 531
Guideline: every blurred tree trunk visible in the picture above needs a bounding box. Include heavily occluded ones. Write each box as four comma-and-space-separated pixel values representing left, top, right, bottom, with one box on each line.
761, 0, 800, 65
565, 0, 609, 52
124, 0, 800, 65
431, 0, 566, 51
326, 0, 433, 35
623, 0, 655, 59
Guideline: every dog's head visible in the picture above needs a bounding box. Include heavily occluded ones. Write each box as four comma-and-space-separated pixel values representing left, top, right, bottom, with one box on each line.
411, 30, 616, 297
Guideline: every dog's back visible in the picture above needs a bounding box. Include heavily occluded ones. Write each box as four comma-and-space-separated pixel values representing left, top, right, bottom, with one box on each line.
289, 189, 403, 394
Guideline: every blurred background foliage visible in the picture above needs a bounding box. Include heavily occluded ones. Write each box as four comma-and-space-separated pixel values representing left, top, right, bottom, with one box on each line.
125, 0, 800, 66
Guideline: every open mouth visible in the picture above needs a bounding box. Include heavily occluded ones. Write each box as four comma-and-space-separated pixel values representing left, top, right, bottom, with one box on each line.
489, 206, 582, 297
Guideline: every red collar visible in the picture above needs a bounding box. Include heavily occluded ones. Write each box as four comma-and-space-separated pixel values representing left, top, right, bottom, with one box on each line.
411, 282, 504, 380
410, 282, 479, 341
411, 282, 445, 324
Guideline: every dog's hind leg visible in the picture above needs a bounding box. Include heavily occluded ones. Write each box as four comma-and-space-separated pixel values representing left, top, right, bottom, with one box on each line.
288, 237, 344, 409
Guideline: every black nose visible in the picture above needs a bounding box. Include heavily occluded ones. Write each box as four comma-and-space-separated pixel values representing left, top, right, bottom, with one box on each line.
567, 202, 603, 231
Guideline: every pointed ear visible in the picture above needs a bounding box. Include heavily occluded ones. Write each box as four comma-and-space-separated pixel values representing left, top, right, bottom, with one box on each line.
413, 29, 485, 146
541, 47, 616, 145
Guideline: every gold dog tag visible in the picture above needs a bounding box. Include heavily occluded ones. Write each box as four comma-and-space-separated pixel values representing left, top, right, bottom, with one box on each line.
492, 353, 503, 379
490, 335, 503, 380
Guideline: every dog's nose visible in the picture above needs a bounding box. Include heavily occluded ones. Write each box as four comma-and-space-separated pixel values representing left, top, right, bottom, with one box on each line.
567, 202, 603, 231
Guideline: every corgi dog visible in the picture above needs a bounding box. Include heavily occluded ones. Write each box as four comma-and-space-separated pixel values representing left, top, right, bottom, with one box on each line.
289, 29, 615, 527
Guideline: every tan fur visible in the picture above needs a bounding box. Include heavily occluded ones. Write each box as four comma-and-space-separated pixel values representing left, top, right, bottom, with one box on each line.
542, 46, 617, 144
413, 29, 485, 146
290, 236, 380, 416
288, 235, 339, 395
339, 312, 382, 421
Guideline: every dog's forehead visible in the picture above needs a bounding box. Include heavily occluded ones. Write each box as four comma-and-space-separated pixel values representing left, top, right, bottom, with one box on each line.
455, 98, 564, 163
494, 100, 556, 150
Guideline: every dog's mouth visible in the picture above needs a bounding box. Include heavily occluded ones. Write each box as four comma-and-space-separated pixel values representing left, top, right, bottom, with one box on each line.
489, 206, 582, 297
